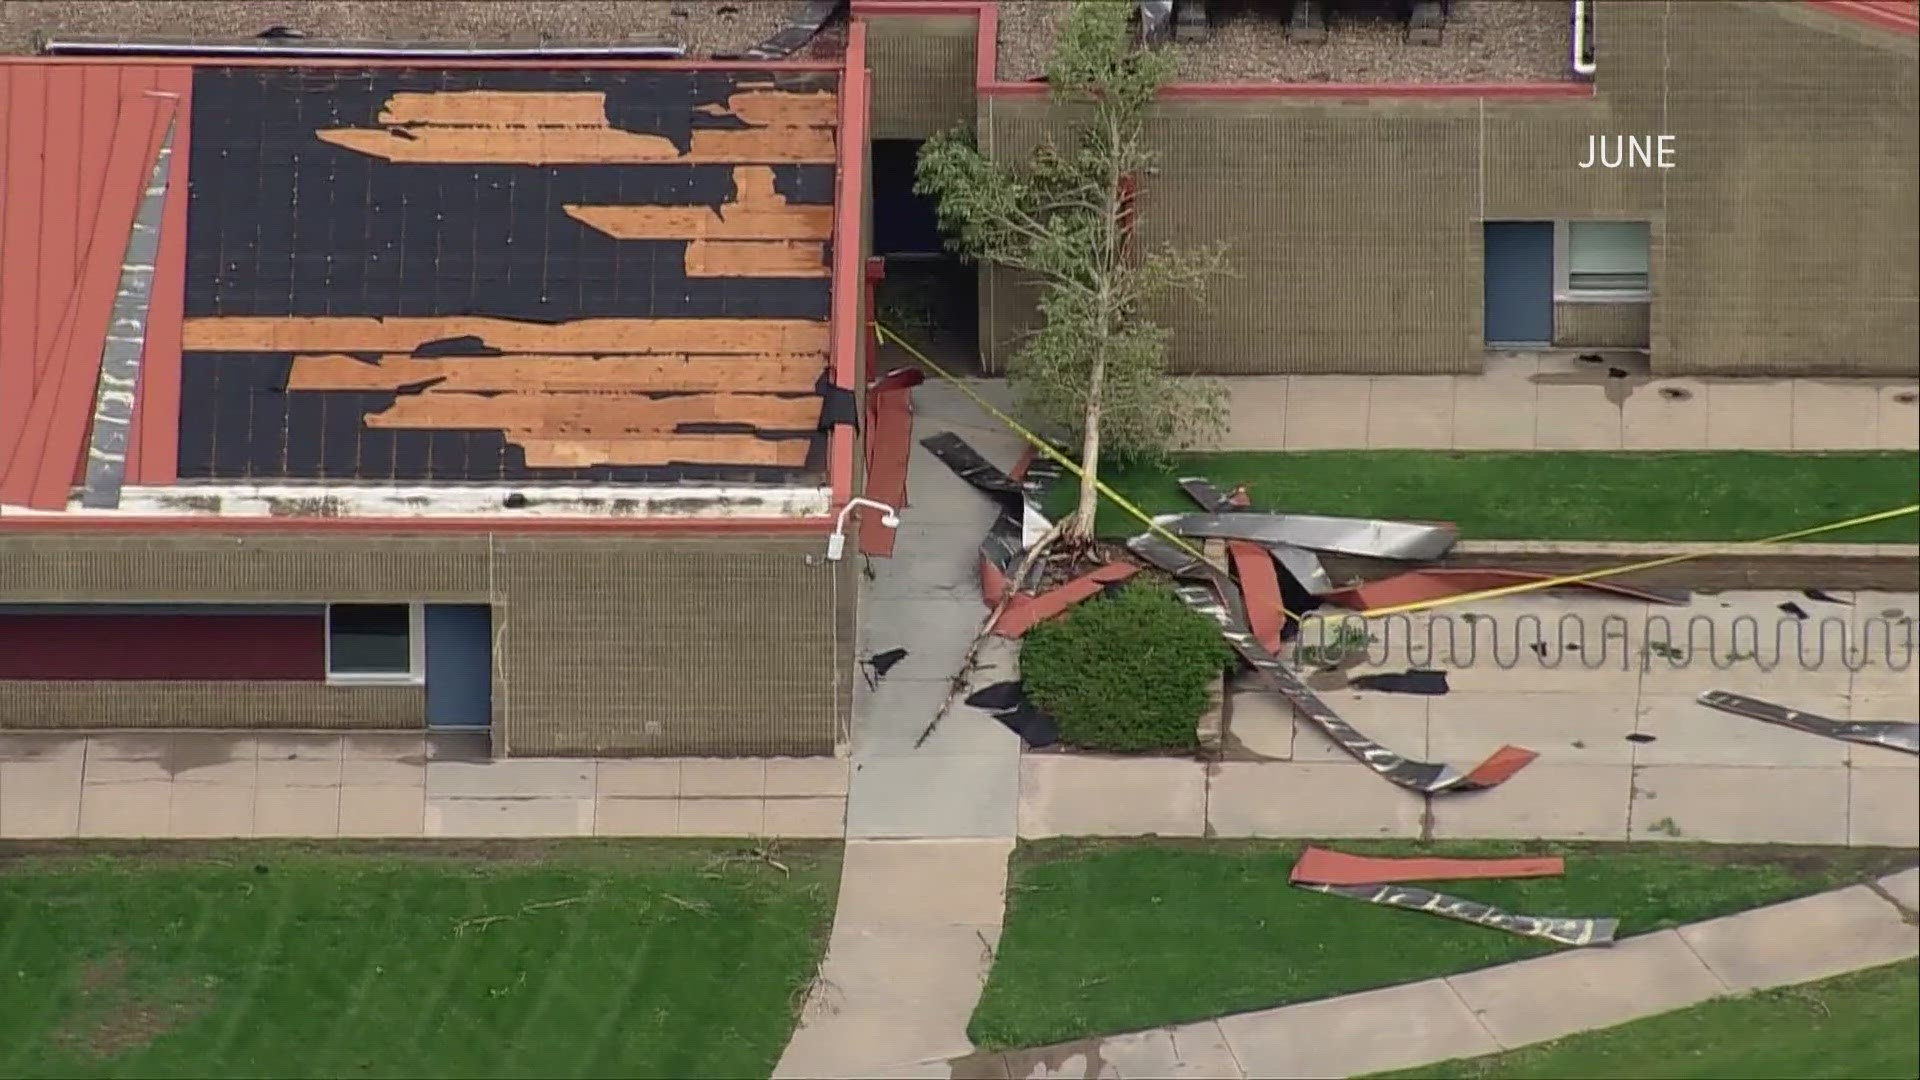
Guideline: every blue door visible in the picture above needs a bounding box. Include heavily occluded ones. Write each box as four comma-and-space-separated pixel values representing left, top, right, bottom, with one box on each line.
1483, 222, 1555, 346
425, 605, 493, 729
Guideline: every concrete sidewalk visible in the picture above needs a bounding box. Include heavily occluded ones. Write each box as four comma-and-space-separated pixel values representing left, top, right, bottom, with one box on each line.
777, 382, 1031, 1078
0, 731, 850, 839
1021, 588, 1919, 847
1211, 355, 1919, 451
948, 867, 1920, 1080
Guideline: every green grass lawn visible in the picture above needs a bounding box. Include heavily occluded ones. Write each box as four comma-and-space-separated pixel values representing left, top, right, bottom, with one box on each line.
0, 840, 841, 1079
968, 839, 1917, 1050
1379, 960, 1920, 1079
1043, 451, 1920, 542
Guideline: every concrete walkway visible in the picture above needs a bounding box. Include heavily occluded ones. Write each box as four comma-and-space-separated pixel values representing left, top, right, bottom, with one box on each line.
946, 867, 1920, 1080
1211, 354, 1920, 452
777, 381, 1032, 1078
0, 731, 851, 839
1020, 588, 1920, 848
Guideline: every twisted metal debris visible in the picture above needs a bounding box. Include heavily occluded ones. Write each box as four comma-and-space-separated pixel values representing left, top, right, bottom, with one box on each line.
1697, 690, 1919, 754
1295, 882, 1620, 948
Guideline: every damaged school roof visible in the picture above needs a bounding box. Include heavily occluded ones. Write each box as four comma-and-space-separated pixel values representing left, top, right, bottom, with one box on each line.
0, 60, 856, 522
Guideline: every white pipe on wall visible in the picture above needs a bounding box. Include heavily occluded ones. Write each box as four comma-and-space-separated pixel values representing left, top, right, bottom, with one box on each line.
1572, 0, 1597, 77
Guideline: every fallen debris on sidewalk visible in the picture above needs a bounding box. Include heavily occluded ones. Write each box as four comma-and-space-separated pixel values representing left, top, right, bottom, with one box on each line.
1349, 668, 1451, 696
1144, 561, 1538, 794
922, 432, 1139, 639
861, 648, 909, 690
1697, 690, 1919, 754
965, 680, 1060, 748
1290, 845, 1617, 947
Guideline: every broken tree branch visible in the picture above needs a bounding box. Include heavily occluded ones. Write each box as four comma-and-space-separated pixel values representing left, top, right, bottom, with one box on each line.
914, 518, 1068, 749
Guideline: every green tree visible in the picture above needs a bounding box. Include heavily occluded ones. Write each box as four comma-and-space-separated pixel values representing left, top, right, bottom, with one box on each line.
914, 0, 1227, 542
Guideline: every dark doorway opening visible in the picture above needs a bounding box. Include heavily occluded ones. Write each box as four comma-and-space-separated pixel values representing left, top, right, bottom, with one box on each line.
870, 138, 981, 374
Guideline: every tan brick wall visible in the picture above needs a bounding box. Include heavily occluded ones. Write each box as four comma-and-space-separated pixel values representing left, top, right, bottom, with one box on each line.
0, 532, 846, 756
970, 1, 1915, 377
1654, 3, 1918, 375
865, 14, 978, 140
1554, 301, 1652, 349
1, 683, 422, 730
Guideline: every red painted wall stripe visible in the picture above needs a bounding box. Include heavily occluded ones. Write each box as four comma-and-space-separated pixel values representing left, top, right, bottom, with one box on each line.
0, 612, 326, 680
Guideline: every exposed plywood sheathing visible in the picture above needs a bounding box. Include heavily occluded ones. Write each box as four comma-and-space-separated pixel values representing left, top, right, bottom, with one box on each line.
518, 437, 811, 468
284, 354, 827, 393
566, 203, 834, 241
180, 316, 832, 355
565, 165, 835, 242
364, 392, 823, 435
685, 240, 829, 277
317, 87, 838, 165
566, 163, 833, 278
376, 90, 610, 126
693, 90, 839, 126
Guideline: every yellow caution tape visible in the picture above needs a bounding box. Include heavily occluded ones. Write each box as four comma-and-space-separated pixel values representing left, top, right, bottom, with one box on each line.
874, 321, 1916, 621
873, 322, 1230, 579
1358, 503, 1920, 618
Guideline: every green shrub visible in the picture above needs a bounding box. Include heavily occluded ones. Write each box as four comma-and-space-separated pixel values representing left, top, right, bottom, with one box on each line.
1021, 579, 1235, 752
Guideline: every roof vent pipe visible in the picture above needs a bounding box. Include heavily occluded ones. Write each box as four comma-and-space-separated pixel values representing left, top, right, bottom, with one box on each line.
1572, 0, 1597, 77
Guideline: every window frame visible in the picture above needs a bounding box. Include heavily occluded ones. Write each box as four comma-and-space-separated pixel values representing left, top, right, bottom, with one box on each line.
1555, 220, 1652, 303
324, 602, 425, 686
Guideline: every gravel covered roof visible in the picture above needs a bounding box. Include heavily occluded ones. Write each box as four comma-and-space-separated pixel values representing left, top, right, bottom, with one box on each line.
0, 1, 816, 57
995, 0, 1573, 85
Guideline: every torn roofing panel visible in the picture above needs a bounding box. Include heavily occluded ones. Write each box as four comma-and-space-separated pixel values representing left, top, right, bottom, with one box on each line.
1290, 846, 1565, 886
0, 64, 185, 510
169, 66, 845, 491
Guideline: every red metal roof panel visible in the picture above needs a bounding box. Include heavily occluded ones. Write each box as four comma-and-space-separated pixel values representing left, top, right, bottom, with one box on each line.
0, 64, 179, 509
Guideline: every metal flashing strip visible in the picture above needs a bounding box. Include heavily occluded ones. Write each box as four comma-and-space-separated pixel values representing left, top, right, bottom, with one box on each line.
1162, 511, 1459, 562
1698, 690, 1919, 755
81, 115, 176, 511
1295, 882, 1619, 948
98, 482, 833, 520
1177, 476, 1333, 594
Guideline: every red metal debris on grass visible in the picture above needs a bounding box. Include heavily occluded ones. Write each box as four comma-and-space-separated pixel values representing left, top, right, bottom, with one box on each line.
859, 367, 922, 557
991, 561, 1141, 638
1323, 568, 1687, 614
1290, 846, 1565, 886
